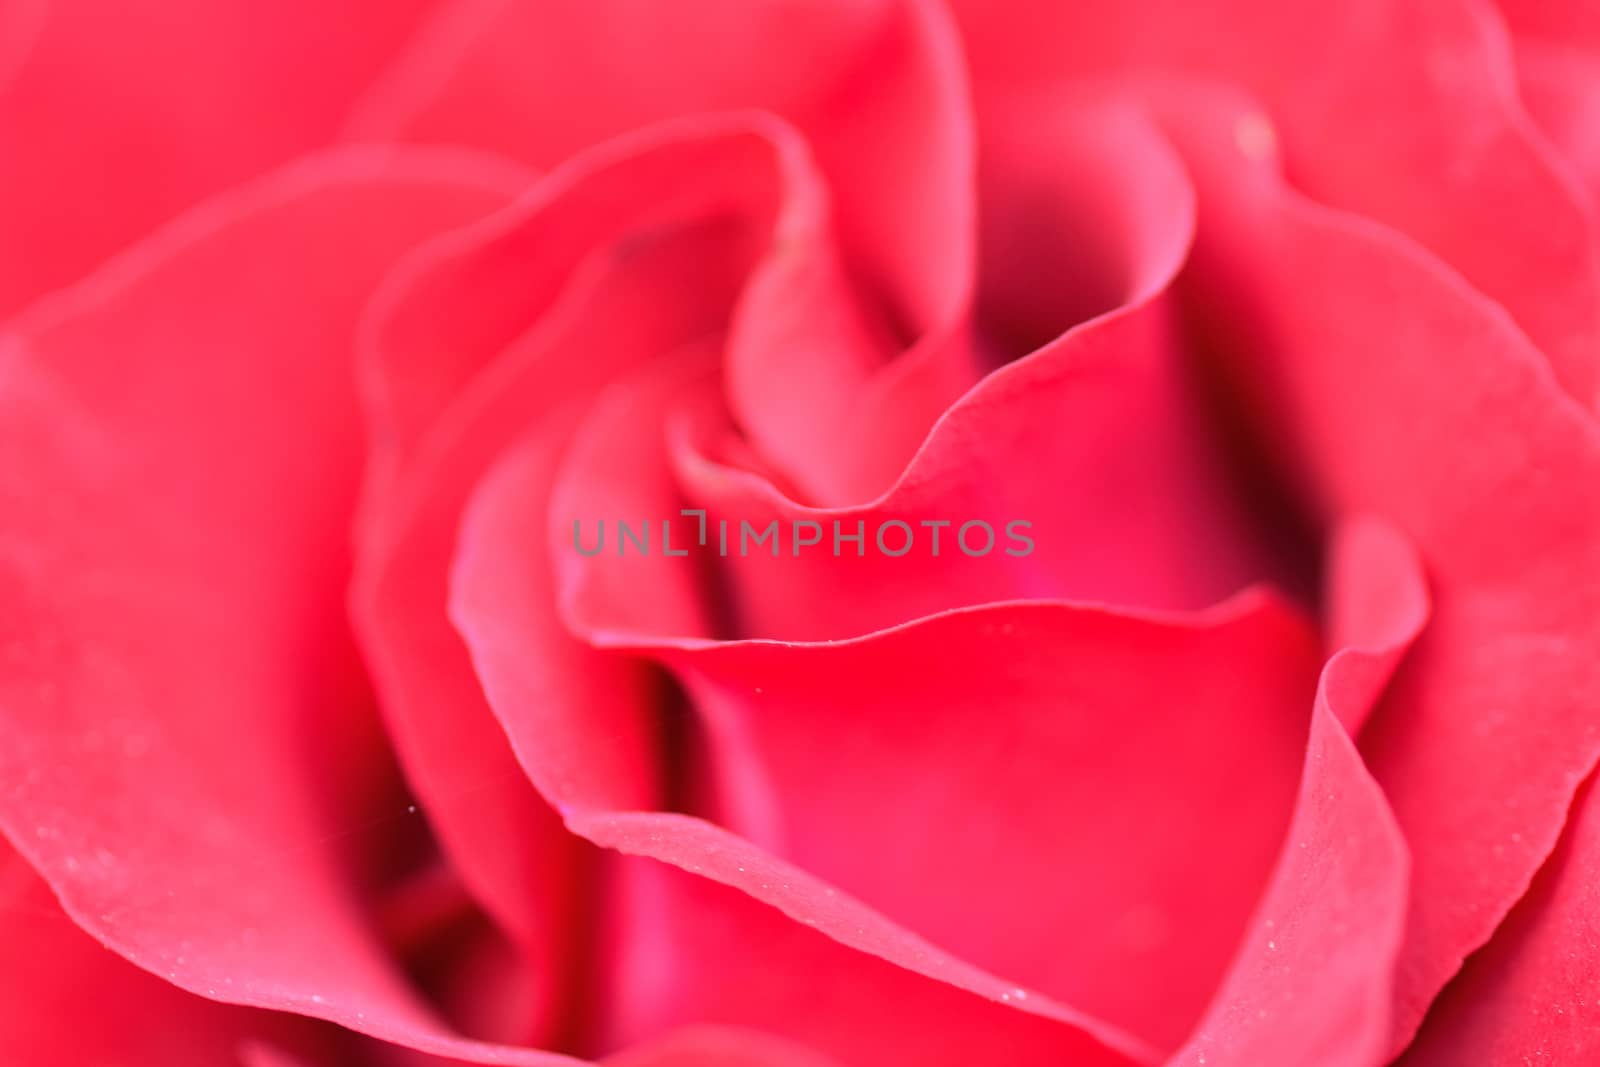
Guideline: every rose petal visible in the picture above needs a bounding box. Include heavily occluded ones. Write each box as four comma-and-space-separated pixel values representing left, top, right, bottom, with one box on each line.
1323, 517, 1431, 735
355, 0, 981, 500
352, 118, 840, 987
608, 593, 1317, 1056
947, 0, 1600, 408
0, 0, 447, 316
535, 347, 1330, 1056
579, 593, 1319, 1056
357, 118, 783, 493
1495, 0, 1600, 46
665, 94, 1301, 638
0, 149, 594, 1064
370, 475, 1158, 1067
0, 842, 327, 1065
1162, 516, 1421, 1064
1398, 772, 1600, 1065
456, 374, 1354, 1058
457, 428, 1166, 1063
353, 0, 973, 350
601, 1026, 843, 1067
1494, 0, 1600, 216
717, 117, 903, 502
0, 0, 46, 91
1169, 701, 1409, 1066
1507, 39, 1600, 205
1152, 83, 1600, 1053
587, 851, 1145, 1066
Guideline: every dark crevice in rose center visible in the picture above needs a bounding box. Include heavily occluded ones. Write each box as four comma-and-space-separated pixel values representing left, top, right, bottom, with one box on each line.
677, 489, 749, 643
358, 778, 551, 1048
368, 835, 500, 1037
1175, 283, 1327, 616
652, 666, 718, 818
972, 209, 1132, 367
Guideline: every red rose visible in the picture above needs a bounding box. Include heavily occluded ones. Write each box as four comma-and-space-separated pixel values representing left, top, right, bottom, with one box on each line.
3, 1, 1598, 1064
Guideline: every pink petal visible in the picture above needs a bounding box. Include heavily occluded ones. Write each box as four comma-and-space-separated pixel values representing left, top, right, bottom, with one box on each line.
351, 118, 837, 970
1496, 0, 1600, 46
356, 0, 972, 352
456, 380, 1348, 1057
588, 850, 1147, 1065
0, 843, 329, 1065
1495, 2, 1600, 212
0, 0, 446, 316
1399, 773, 1600, 1064
1153, 83, 1600, 1054
665, 93, 1299, 636
1163, 517, 1423, 1065
358, 118, 781, 492
602, 1027, 842, 1067
1508, 39, 1600, 204
592, 596, 1321, 1055
356, 0, 979, 500
947, 0, 1600, 408
533, 342, 1327, 1052
0, 150, 590, 1064
411, 425, 1175, 1066
1323, 517, 1431, 736
1169, 700, 1409, 1066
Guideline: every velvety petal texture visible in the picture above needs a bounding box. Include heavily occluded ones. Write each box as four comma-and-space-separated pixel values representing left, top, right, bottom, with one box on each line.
3, 0, 1599, 1064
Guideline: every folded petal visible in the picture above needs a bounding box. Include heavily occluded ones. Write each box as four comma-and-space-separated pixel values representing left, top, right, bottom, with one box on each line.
357, 0, 971, 348
1152, 83, 1600, 1052
1162, 516, 1422, 1065
457, 390, 1175, 1063
355, 0, 979, 499
358, 118, 780, 492
352, 119, 827, 989
587, 851, 1146, 1066
458, 365, 1343, 1057
1399, 773, 1600, 1065
948, 0, 1600, 409
0, 843, 329, 1065
666, 94, 1300, 637
1323, 517, 1431, 735
0, 149, 589, 1064
1170, 701, 1409, 1067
